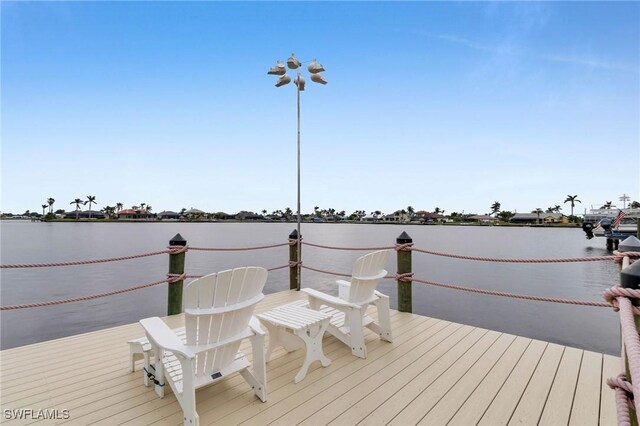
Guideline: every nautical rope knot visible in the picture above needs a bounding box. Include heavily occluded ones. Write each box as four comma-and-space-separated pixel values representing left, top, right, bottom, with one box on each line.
166, 273, 187, 283
167, 245, 189, 254
603, 287, 640, 314
395, 272, 414, 283
613, 251, 640, 264
608, 374, 635, 426
288, 260, 302, 268
395, 243, 414, 252
288, 238, 303, 245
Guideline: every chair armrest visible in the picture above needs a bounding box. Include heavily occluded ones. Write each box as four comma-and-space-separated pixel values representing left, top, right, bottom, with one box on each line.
249, 316, 266, 336
301, 288, 361, 309
336, 280, 351, 300
139, 317, 194, 359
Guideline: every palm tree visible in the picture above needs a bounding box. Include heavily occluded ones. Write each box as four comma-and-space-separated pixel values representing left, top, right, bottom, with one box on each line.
116, 202, 123, 212
47, 198, 55, 214
284, 207, 293, 220
407, 206, 415, 220
86, 196, 97, 218
41, 204, 48, 217
70, 198, 86, 220
563, 195, 581, 217
498, 211, 515, 222
140, 203, 146, 210
532, 208, 544, 225
490, 202, 501, 216
146, 205, 153, 219
261, 209, 267, 216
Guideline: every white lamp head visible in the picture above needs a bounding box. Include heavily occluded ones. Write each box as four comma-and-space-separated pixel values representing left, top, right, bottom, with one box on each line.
268, 59, 286, 76
307, 59, 325, 74
275, 74, 292, 87
287, 53, 301, 70
310, 73, 328, 85
294, 74, 306, 91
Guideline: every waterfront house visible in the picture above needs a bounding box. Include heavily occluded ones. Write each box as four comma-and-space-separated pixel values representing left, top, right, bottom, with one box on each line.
157, 211, 180, 220
116, 208, 155, 220
64, 210, 106, 219
511, 212, 567, 225
466, 214, 498, 224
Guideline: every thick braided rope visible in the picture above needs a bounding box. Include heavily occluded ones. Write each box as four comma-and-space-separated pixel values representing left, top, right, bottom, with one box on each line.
603, 287, 640, 314
303, 241, 395, 251
616, 297, 640, 423
608, 375, 633, 426
408, 245, 636, 264
0, 248, 177, 269
189, 241, 290, 251
301, 264, 351, 277
397, 275, 610, 307
0, 273, 186, 311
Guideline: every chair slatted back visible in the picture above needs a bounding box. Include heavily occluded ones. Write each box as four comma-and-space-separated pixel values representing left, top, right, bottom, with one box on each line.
183, 267, 267, 377
347, 250, 389, 305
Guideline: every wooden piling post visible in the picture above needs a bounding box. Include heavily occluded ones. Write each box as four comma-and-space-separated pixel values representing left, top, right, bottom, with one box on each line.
607, 238, 614, 251
289, 229, 300, 291
397, 231, 413, 313
637, 219, 639, 239
168, 233, 187, 316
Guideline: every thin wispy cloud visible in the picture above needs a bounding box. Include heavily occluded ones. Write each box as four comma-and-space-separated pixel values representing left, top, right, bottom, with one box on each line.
435, 34, 638, 73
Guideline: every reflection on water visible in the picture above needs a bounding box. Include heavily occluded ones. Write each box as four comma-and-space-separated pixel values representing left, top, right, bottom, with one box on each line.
0, 221, 621, 354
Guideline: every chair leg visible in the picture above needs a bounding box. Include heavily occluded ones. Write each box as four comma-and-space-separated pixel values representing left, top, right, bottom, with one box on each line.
375, 295, 393, 343
244, 333, 268, 402
153, 347, 165, 398
348, 309, 367, 359
181, 381, 199, 426
143, 352, 150, 387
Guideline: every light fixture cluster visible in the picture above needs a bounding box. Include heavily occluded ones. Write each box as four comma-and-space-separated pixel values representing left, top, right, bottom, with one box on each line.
268, 53, 327, 91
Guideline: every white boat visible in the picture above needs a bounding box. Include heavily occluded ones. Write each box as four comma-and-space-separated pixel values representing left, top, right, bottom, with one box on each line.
582, 205, 640, 237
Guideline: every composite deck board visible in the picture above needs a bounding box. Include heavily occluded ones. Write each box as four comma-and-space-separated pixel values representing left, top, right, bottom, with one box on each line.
0, 289, 619, 425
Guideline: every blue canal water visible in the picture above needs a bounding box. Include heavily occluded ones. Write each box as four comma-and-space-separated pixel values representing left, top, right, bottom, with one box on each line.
0, 221, 621, 354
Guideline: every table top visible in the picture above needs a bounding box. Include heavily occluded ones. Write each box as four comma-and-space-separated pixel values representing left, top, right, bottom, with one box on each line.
256, 301, 332, 330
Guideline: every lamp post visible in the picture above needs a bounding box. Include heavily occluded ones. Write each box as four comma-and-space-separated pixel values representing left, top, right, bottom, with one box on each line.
268, 54, 327, 290
619, 193, 630, 209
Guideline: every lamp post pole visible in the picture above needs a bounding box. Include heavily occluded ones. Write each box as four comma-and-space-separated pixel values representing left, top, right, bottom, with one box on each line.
296, 72, 302, 290
268, 54, 327, 291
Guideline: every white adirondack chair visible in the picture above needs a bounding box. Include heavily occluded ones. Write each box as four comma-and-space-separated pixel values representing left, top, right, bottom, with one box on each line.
301, 250, 392, 359
140, 267, 268, 426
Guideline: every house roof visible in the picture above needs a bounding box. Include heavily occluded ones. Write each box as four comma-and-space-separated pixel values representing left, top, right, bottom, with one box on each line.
184, 208, 205, 214
468, 215, 498, 220
157, 211, 179, 216
117, 209, 152, 215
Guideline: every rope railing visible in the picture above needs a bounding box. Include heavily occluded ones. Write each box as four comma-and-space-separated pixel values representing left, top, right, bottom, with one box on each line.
0, 249, 174, 269
603, 254, 640, 426
302, 240, 640, 264
0, 262, 292, 310
300, 263, 612, 308
0, 273, 185, 311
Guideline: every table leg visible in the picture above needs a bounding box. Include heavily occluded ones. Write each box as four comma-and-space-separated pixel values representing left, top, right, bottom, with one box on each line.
293, 320, 331, 383
261, 321, 302, 361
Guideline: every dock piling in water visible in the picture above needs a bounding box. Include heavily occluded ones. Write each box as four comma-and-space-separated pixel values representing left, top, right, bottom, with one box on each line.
168, 233, 187, 315
396, 231, 413, 313
289, 229, 300, 291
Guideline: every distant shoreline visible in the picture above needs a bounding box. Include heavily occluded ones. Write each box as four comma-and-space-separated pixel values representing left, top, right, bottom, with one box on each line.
1, 218, 583, 228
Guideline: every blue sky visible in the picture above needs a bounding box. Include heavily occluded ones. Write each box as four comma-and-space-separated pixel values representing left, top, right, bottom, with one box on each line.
2, 2, 639, 216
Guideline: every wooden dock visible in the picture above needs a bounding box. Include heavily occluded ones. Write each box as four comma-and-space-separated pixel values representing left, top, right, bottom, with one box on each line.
0, 290, 620, 425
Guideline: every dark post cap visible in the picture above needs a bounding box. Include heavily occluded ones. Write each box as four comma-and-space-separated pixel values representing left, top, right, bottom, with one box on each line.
397, 231, 413, 243
619, 236, 640, 253
621, 259, 640, 289
170, 233, 187, 246
289, 229, 301, 239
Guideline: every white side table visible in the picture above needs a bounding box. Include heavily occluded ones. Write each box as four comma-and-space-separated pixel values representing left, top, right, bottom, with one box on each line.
257, 301, 332, 383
